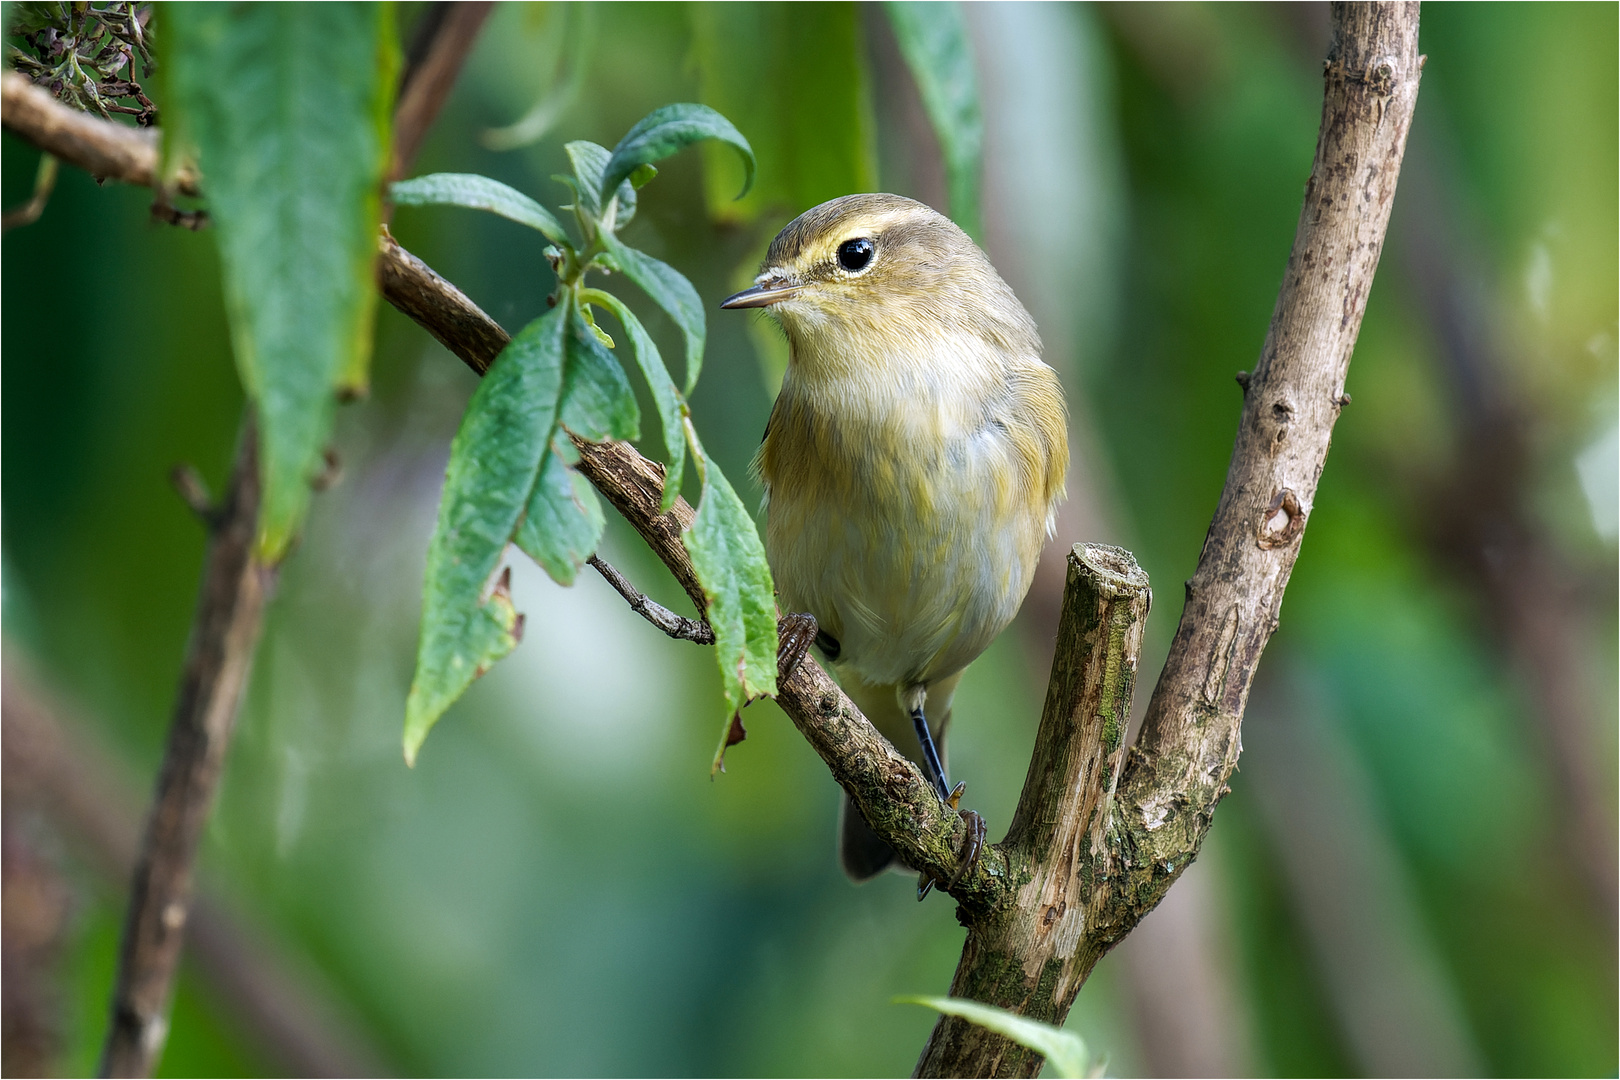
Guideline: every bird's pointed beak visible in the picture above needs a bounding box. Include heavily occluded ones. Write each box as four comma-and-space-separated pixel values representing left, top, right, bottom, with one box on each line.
720, 279, 802, 309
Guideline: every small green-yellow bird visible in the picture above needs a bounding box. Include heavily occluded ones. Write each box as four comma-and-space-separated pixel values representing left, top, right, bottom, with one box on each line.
722, 193, 1068, 886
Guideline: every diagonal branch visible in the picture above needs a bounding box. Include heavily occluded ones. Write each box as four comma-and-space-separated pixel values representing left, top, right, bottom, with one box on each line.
371, 233, 1004, 906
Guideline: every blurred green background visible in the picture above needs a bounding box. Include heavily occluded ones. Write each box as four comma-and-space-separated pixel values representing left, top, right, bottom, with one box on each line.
3, 3, 1614, 1076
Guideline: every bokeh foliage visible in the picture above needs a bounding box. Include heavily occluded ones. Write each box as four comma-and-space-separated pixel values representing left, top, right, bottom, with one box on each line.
2, 3, 1613, 1077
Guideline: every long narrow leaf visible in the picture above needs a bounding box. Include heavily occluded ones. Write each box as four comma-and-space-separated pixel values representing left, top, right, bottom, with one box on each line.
581, 288, 686, 510
405, 304, 570, 764
482, 3, 594, 152
896, 997, 1100, 1079
682, 429, 777, 774
600, 232, 706, 393
563, 140, 639, 226
161, 3, 397, 560
560, 303, 640, 444
390, 172, 569, 245
600, 102, 754, 206
514, 438, 604, 586
883, 2, 984, 240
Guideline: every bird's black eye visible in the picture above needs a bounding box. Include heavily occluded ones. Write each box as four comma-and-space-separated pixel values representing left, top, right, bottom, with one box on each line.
837, 238, 875, 272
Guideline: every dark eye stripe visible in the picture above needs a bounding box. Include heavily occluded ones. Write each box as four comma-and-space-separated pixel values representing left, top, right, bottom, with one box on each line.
837, 238, 875, 272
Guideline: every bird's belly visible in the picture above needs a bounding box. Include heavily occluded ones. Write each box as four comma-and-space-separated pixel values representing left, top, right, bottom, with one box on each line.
766, 443, 1043, 688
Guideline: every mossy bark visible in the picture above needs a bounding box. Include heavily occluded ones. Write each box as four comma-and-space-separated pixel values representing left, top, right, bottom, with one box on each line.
914, 546, 1151, 1077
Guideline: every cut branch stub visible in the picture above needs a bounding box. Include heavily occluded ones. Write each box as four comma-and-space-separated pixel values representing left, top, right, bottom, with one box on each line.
916, 544, 1150, 1078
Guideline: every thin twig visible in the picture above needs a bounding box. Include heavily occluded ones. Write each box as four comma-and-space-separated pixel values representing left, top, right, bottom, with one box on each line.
99, 419, 274, 1079
168, 464, 218, 528
588, 554, 714, 645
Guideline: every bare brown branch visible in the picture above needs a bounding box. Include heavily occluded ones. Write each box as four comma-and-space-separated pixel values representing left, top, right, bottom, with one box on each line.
391, 2, 494, 180
1, 71, 196, 195
99, 422, 274, 1079
588, 555, 715, 645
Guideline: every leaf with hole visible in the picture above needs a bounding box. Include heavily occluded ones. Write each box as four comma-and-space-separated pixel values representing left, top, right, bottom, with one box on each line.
390, 172, 569, 245
160, 3, 397, 560
682, 428, 777, 774
404, 303, 569, 764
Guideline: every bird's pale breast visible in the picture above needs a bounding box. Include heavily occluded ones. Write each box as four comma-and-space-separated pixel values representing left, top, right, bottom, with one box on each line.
758, 336, 1060, 691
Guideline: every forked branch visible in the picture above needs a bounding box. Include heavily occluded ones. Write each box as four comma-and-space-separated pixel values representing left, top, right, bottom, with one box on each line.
2, 6, 1422, 1074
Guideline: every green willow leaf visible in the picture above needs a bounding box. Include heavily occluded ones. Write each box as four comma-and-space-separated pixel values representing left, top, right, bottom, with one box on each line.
599, 232, 706, 393
581, 288, 686, 511
682, 430, 777, 774
514, 438, 604, 586
161, 3, 397, 560
884, 2, 984, 240
689, 4, 875, 224
600, 102, 755, 206
404, 304, 570, 764
564, 140, 638, 226
560, 302, 640, 444
896, 997, 1100, 1079
390, 172, 569, 244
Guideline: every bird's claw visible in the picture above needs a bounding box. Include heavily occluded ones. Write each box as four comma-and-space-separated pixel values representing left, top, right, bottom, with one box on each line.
946, 809, 986, 891
916, 803, 988, 901
776, 612, 817, 681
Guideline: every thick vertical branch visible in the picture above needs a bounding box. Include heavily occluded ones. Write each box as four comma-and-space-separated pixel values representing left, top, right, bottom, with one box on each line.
914, 546, 1150, 1077
99, 423, 273, 1078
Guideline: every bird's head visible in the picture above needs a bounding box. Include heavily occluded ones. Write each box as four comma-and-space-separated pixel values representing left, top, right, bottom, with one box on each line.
721, 194, 1039, 369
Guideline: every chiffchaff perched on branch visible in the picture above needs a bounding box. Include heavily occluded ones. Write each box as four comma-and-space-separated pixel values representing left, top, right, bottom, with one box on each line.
723, 194, 1069, 895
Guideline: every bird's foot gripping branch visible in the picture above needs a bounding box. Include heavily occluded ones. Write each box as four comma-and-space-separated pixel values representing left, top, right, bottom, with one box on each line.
389, 106, 781, 771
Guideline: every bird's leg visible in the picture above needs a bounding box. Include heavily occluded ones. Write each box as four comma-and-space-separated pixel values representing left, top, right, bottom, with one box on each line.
910, 706, 985, 900
775, 612, 817, 681
909, 707, 952, 803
